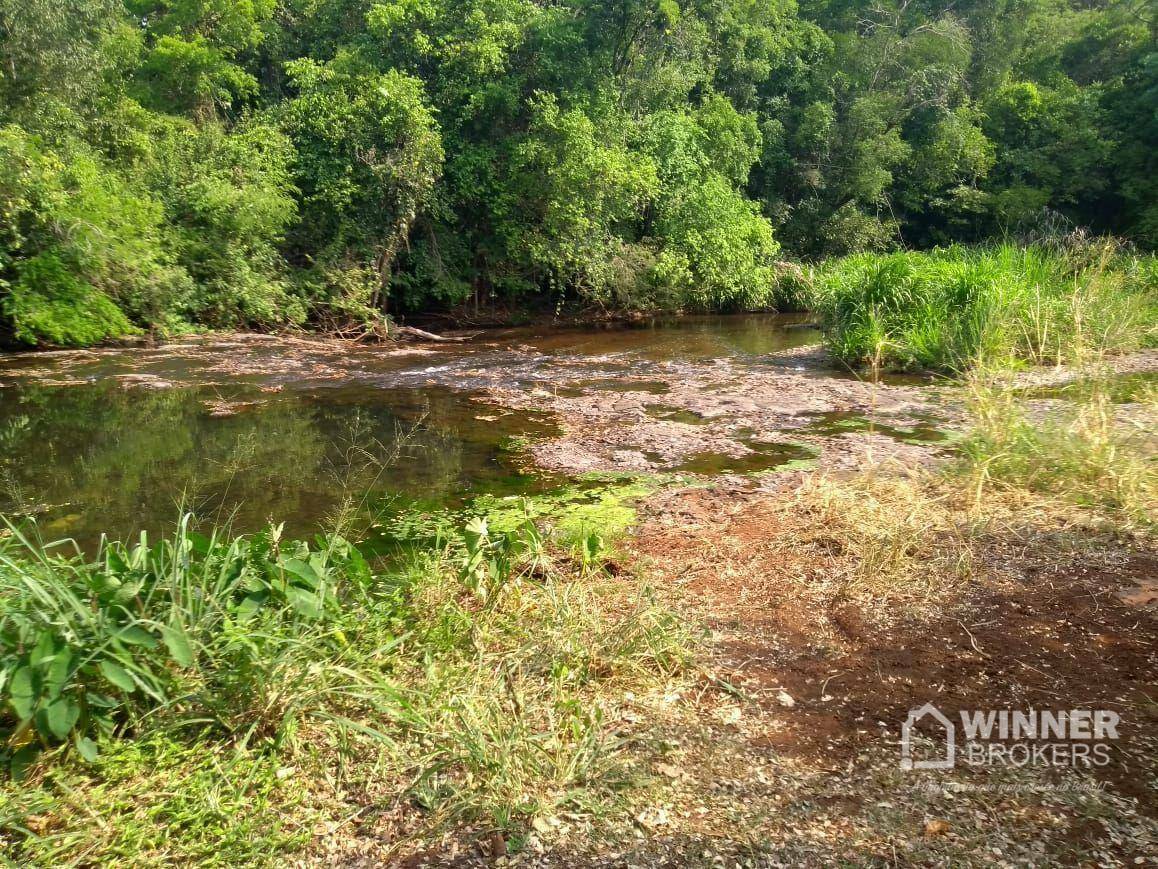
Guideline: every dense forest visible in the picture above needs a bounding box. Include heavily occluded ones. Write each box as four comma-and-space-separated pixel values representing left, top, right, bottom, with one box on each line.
0, 0, 1154, 345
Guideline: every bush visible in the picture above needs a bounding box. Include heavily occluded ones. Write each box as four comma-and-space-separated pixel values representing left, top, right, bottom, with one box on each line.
653, 175, 779, 310
0, 118, 303, 345
0, 125, 189, 344
144, 119, 303, 328
644, 100, 781, 311
4, 253, 137, 346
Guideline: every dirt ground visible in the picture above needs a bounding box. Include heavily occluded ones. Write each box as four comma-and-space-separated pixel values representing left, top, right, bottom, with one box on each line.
600, 480, 1158, 866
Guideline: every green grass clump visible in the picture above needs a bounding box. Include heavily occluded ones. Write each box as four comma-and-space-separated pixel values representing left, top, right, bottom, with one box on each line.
813, 242, 1157, 372
0, 517, 383, 768
0, 505, 692, 863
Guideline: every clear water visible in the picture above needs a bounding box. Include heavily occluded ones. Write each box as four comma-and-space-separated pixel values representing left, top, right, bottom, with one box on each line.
0, 382, 555, 546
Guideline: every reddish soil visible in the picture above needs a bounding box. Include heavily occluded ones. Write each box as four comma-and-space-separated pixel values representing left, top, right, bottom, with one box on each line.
630, 485, 1158, 809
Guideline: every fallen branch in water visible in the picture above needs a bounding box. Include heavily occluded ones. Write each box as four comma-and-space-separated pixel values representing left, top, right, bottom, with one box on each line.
393, 325, 474, 343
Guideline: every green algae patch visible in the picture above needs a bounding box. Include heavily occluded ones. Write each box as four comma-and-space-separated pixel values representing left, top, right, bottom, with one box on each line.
673, 440, 819, 476
371, 478, 662, 555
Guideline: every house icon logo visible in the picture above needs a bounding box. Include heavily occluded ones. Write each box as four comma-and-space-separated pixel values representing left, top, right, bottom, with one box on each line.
901, 703, 955, 770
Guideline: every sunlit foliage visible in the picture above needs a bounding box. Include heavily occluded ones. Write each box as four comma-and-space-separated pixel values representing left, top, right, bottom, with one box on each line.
0, 0, 1153, 345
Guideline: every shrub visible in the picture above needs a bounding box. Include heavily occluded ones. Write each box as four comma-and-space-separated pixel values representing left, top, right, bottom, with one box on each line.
0, 125, 189, 344
653, 175, 779, 310
144, 119, 303, 328
4, 253, 137, 346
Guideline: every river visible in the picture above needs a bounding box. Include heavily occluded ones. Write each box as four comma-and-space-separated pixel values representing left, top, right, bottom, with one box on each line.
0, 315, 956, 546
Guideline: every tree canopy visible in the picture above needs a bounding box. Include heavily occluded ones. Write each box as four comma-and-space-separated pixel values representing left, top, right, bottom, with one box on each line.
1, 0, 1154, 344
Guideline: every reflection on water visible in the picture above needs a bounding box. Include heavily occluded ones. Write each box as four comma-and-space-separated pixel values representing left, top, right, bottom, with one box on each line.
0, 383, 555, 546
643, 404, 710, 425
671, 440, 817, 475
798, 411, 951, 444
503, 313, 822, 361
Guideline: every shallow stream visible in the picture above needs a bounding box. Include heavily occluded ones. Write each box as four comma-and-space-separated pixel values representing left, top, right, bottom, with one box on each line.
0, 315, 959, 545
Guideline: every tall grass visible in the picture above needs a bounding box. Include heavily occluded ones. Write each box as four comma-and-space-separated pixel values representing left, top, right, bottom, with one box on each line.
813, 242, 1157, 372
961, 369, 1156, 527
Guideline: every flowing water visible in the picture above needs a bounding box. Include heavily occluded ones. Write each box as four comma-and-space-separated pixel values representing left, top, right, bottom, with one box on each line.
0, 315, 826, 545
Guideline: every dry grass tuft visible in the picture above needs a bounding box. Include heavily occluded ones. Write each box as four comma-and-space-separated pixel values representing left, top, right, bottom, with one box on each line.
788, 473, 974, 603
962, 367, 1157, 529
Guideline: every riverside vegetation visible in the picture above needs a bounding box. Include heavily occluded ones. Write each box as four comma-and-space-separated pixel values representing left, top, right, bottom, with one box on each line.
1, 0, 1156, 346
814, 239, 1157, 372
0, 491, 695, 862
